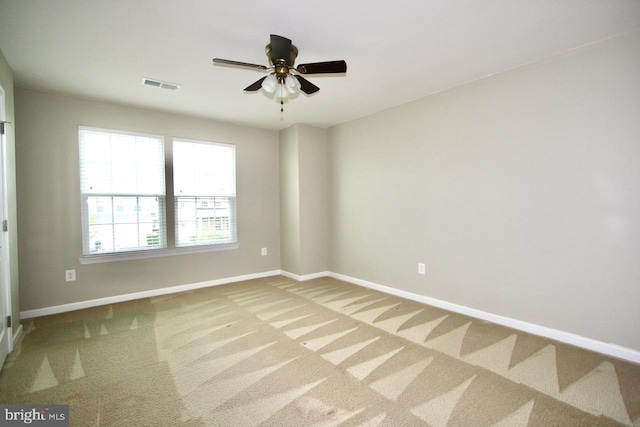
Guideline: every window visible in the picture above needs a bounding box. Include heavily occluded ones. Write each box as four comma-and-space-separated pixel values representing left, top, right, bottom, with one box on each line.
79, 127, 166, 255
173, 138, 236, 247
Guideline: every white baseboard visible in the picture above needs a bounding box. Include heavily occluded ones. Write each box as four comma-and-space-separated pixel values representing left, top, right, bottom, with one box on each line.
328, 272, 640, 364
19, 270, 282, 320
281, 270, 330, 282
17, 268, 640, 364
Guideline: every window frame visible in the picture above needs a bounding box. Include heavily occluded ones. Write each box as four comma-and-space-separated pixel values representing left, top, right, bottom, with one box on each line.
79, 126, 167, 259
172, 137, 237, 248
77, 127, 240, 265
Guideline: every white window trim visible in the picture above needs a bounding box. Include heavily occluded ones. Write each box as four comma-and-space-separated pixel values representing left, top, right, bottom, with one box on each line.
78, 243, 240, 265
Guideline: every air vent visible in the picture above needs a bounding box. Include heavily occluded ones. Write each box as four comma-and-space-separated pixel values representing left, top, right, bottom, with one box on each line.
142, 78, 181, 91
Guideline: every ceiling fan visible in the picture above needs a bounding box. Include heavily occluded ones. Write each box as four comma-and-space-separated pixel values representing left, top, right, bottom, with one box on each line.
213, 34, 347, 111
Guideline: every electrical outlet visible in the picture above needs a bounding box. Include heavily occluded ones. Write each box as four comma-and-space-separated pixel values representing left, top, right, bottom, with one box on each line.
65, 269, 76, 282
418, 263, 426, 275
261, 247, 268, 256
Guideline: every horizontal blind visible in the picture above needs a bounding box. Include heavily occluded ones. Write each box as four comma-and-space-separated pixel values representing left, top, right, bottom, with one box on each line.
79, 127, 165, 196
173, 139, 235, 197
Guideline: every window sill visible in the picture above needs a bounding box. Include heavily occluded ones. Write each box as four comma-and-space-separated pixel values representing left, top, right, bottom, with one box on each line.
78, 243, 240, 264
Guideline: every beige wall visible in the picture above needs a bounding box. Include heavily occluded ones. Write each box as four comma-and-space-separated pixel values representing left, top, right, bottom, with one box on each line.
328, 30, 640, 351
0, 49, 20, 339
15, 89, 280, 311
279, 124, 328, 276
298, 125, 328, 275
279, 126, 301, 274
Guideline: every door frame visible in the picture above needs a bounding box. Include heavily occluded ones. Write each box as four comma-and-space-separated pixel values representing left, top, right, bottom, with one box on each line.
0, 83, 13, 367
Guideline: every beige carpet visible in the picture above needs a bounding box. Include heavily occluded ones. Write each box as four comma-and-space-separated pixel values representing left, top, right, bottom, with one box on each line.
1, 276, 639, 426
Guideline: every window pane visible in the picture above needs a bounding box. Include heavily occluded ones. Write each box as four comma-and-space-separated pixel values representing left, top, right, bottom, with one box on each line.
113, 223, 141, 251
84, 196, 164, 254
88, 224, 113, 253
175, 196, 236, 246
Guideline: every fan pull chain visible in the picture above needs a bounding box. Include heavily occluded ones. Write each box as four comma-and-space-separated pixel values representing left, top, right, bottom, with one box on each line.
281, 98, 284, 113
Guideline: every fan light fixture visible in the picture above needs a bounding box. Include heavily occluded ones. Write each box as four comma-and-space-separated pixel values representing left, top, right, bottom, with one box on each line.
261, 74, 278, 93
262, 74, 301, 100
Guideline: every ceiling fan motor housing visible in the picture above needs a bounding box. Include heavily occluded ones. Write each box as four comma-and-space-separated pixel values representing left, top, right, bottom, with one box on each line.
266, 42, 298, 80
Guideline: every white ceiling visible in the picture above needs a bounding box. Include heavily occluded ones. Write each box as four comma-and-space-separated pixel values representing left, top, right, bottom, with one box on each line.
1, 1, 639, 132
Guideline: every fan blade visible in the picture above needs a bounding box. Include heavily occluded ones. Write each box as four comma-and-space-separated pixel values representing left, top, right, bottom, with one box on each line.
244, 76, 267, 91
270, 34, 292, 63
295, 75, 320, 94
213, 58, 268, 70
297, 60, 347, 74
